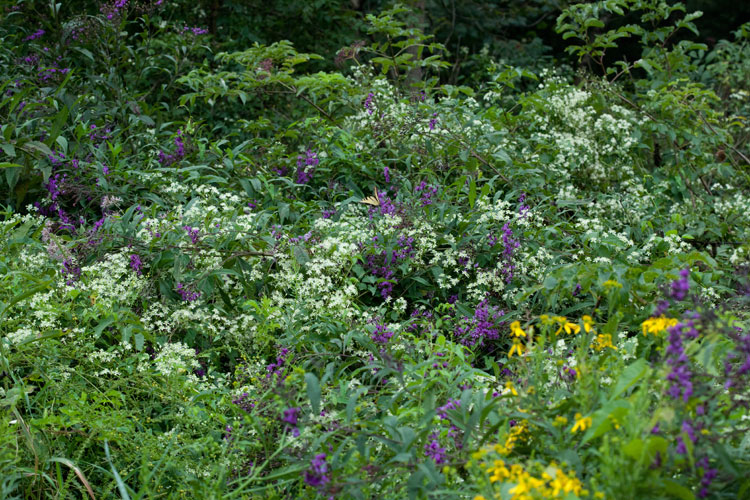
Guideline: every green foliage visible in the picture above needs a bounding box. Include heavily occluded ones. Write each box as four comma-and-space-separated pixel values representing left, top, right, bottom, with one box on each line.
1, 1, 749, 499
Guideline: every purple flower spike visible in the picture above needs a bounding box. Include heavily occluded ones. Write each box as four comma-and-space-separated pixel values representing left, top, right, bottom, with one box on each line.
304, 453, 330, 488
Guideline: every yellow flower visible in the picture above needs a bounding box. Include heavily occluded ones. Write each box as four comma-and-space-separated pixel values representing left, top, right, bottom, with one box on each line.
582, 315, 595, 333
603, 279, 623, 289
571, 413, 592, 433
554, 415, 569, 426
591, 333, 617, 351
473, 496, 487, 500
508, 340, 524, 357
506, 381, 518, 396
510, 321, 527, 338
641, 316, 679, 336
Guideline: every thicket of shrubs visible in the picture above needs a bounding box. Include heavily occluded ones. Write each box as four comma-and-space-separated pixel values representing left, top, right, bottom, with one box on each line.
1, 1, 749, 498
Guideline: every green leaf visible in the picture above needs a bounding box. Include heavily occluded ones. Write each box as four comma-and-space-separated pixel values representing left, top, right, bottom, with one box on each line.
609, 358, 648, 400
305, 372, 321, 415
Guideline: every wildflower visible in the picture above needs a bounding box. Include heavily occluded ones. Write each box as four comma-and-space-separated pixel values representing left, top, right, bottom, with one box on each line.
282, 407, 301, 437
591, 333, 617, 351
641, 316, 679, 336
183, 225, 201, 245
509, 321, 526, 338
571, 413, 592, 433
304, 453, 330, 487
670, 268, 690, 301
364, 92, 374, 115
129, 254, 143, 276
582, 315, 595, 333
554, 415, 568, 426
371, 321, 394, 345
429, 112, 438, 130
24, 29, 45, 42
176, 282, 200, 302
508, 339, 524, 357
424, 433, 447, 464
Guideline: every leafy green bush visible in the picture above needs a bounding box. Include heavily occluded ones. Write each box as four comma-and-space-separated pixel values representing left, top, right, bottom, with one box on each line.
1, 1, 749, 499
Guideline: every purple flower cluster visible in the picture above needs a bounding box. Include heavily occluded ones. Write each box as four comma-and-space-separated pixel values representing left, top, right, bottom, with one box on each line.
424, 432, 447, 464
322, 208, 335, 219
282, 407, 301, 437
100, 0, 128, 22
296, 149, 319, 184
697, 456, 718, 498
24, 29, 45, 42
158, 130, 185, 166
363, 234, 415, 298
232, 392, 256, 413
518, 192, 530, 218
371, 320, 394, 345
670, 268, 690, 301
364, 92, 375, 115
453, 299, 505, 347
436, 398, 460, 421
176, 282, 201, 302
724, 325, 750, 389
182, 26, 209, 36
129, 254, 143, 275
61, 258, 81, 285
383, 166, 390, 183
266, 347, 290, 380
429, 112, 438, 131
183, 225, 201, 245
665, 317, 699, 401
415, 181, 438, 206
304, 453, 330, 488
500, 222, 519, 283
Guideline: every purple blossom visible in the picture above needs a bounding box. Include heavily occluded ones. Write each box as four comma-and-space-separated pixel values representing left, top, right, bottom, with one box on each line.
670, 268, 690, 301
436, 398, 460, 421
364, 92, 375, 115
295, 149, 319, 184
183, 225, 201, 245
232, 392, 256, 413
453, 299, 505, 347
518, 192, 530, 218
322, 208, 335, 219
61, 258, 81, 285
415, 181, 438, 206
304, 453, 330, 488
266, 347, 290, 381
129, 254, 143, 275
24, 29, 45, 42
500, 222, 520, 282
182, 26, 209, 36
282, 407, 301, 437
383, 166, 390, 183
665, 320, 695, 402
424, 433, 447, 464
429, 112, 438, 131
158, 130, 186, 166
371, 321, 394, 345
176, 282, 201, 302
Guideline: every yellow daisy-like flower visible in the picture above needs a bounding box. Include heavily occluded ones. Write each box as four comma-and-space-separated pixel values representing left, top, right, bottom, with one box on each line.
591, 333, 617, 351
571, 413, 592, 433
582, 315, 595, 333
508, 340, 525, 357
510, 321, 527, 338
641, 316, 679, 336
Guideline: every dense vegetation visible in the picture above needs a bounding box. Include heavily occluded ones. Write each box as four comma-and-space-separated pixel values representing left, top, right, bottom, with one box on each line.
1, 0, 749, 498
